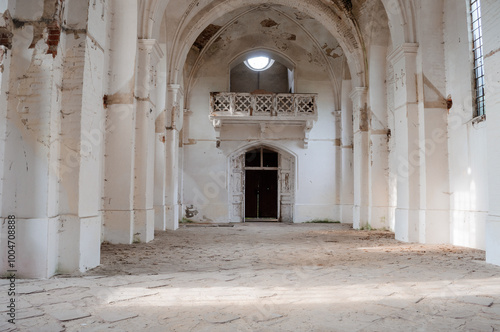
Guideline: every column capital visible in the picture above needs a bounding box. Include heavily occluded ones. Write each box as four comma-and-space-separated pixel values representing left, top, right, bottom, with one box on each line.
167, 84, 184, 104
137, 39, 164, 65
167, 83, 182, 92
387, 43, 419, 65
349, 87, 368, 105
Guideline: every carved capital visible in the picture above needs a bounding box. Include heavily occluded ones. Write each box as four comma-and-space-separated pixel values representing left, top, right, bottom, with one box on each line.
387, 43, 419, 65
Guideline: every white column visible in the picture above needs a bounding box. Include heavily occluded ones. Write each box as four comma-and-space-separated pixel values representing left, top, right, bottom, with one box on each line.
57, 0, 105, 273
165, 129, 180, 230
387, 43, 421, 242
367, 45, 391, 229
333, 109, 342, 218
350, 87, 369, 229
400, 1, 450, 244
340, 79, 354, 223
133, 39, 163, 242
102, 0, 138, 244
154, 116, 167, 230
164, 84, 183, 230
153, 60, 167, 231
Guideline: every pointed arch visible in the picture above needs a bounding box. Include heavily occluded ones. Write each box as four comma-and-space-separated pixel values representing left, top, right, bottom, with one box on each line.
380, 0, 417, 47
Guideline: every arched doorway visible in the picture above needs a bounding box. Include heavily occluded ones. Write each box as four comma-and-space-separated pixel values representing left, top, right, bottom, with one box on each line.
229, 144, 295, 223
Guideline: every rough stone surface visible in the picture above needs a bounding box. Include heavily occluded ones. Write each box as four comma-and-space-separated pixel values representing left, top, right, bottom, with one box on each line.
12, 223, 500, 331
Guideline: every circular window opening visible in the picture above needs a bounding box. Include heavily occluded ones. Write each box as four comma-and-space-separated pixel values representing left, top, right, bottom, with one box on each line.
244, 56, 275, 72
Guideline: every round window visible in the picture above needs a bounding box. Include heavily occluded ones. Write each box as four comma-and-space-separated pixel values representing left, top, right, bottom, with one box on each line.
244, 56, 275, 71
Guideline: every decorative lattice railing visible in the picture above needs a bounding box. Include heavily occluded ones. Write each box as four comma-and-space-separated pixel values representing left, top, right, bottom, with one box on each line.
210, 92, 317, 117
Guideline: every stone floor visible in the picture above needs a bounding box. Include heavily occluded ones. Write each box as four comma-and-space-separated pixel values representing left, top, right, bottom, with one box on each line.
2, 222, 500, 331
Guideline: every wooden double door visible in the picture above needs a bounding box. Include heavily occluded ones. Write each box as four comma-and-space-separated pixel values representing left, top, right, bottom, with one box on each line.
245, 169, 278, 220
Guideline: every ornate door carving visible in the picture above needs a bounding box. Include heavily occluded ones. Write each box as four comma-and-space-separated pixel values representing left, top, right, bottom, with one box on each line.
230, 154, 245, 222
280, 154, 295, 222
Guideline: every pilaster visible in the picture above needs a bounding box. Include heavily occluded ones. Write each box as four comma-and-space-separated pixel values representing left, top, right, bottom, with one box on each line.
133, 39, 163, 242
387, 43, 421, 242
340, 79, 354, 223
350, 87, 369, 228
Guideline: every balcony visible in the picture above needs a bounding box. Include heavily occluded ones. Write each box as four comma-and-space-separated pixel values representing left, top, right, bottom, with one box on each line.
209, 92, 318, 147
210, 92, 317, 119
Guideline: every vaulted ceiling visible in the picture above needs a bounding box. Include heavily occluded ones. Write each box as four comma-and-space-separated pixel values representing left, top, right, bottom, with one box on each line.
140, 0, 393, 88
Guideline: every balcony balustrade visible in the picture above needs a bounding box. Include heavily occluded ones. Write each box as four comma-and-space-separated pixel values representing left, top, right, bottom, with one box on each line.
209, 92, 317, 119
208, 92, 318, 148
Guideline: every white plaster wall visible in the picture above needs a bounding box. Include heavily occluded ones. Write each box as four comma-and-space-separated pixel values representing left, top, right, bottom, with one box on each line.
182, 142, 229, 223
444, 0, 489, 250
293, 141, 338, 222
483, 0, 500, 265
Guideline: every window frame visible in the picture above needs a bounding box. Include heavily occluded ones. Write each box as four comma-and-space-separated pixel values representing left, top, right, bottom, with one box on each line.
245, 148, 279, 170
244, 56, 275, 72
470, 0, 486, 118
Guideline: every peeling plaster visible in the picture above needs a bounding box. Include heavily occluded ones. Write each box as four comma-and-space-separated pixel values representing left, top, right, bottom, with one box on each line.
0, 10, 13, 49
193, 23, 221, 51
260, 18, 279, 28
104, 92, 135, 106
10, 0, 64, 57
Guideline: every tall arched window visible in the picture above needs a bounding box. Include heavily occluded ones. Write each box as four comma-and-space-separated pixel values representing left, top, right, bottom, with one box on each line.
471, 0, 485, 117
